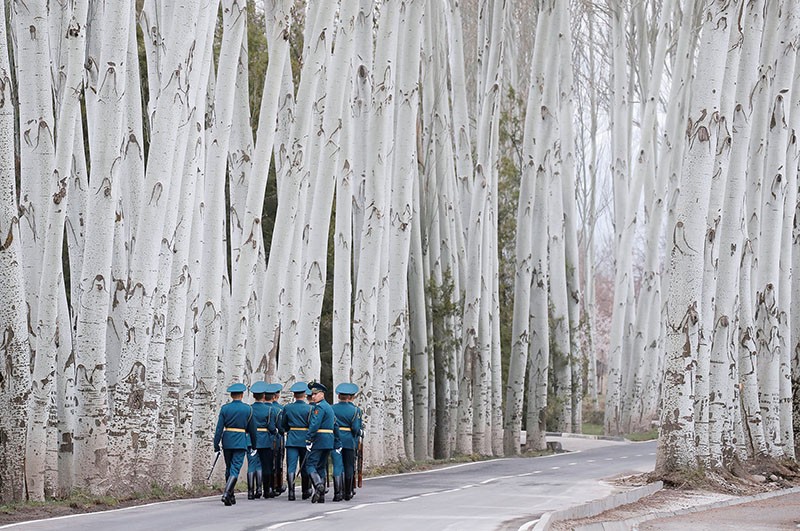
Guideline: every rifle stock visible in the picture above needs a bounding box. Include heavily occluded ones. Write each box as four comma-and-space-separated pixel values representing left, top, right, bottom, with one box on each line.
274, 435, 283, 490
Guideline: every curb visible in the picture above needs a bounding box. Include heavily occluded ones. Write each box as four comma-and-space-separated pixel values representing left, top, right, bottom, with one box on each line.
545, 432, 626, 443
582, 485, 800, 530
531, 481, 664, 531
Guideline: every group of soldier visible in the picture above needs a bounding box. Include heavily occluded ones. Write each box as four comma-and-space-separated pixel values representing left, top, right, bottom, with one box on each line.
213, 380, 364, 506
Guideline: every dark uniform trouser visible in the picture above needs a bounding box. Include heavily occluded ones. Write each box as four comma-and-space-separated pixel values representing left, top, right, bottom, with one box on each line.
222, 449, 245, 505
305, 448, 330, 501
342, 448, 355, 499
256, 448, 274, 496
224, 449, 245, 480
286, 446, 310, 499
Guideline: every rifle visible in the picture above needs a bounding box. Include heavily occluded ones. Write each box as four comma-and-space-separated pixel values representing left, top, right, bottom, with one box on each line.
207, 451, 221, 481
357, 434, 364, 488
300, 442, 312, 471
274, 434, 284, 491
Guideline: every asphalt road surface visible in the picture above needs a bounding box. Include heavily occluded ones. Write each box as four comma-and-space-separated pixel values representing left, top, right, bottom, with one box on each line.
2, 438, 656, 531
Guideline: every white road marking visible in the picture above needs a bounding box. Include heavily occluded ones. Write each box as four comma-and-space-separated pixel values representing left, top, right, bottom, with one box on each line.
401, 495, 421, 501
365, 458, 510, 481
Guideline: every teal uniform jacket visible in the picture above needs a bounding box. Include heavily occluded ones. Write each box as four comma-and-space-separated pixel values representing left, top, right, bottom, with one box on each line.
306, 399, 337, 450
213, 399, 256, 450
282, 399, 311, 446
271, 402, 285, 435
250, 402, 277, 449
331, 402, 362, 450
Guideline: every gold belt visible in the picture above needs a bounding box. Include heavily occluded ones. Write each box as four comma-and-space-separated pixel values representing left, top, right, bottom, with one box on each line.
257, 428, 269, 432
339, 427, 351, 431
290, 427, 307, 431
317, 429, 333, 434
224, 427, 245, 433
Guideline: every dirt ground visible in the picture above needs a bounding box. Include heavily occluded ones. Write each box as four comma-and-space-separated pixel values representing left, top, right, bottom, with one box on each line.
551, 459, 800, 530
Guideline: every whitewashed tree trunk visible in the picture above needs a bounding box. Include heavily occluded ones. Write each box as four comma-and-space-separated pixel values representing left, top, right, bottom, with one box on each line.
446, 0, 475, 243
260, 0, 333, 387
657, 0, 733, 474
345, 0, 373, 321
384, 0, 424, 461
555, 1, 583, 434
709, 0, 766, 467
72, 0, 133, 495
459, 0, 504, 456
504, 0, 555, 454
0, 2, 31, 500
26, 0, 87, 501
753, 0, 799, 458
109, 0, 204, 490
352, 0, 399, 464
13, 0, 56, 386
620, 0, 674, 435
604, 0, 633, 436
297, 0, 360, 383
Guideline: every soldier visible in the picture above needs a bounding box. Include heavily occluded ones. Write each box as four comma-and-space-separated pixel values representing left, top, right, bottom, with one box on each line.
265, 382, 285, 497
331, 382, 362, 501
248, 381, 277, 500
304, 381, 340, 503
213, 383, 256, 506
282, 381, 312, 500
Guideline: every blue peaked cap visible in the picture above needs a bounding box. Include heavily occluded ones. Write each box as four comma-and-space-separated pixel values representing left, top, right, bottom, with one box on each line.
266, 383, 283, 394
335, 382, 359, 395
249, 381, 269, 394
227, 383, 247, 393
290, 382, 308, 393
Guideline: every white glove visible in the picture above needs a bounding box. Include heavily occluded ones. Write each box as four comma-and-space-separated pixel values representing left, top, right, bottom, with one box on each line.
306, 443, 313, 452
335, 448, 342, 455
250, 449, 257, 457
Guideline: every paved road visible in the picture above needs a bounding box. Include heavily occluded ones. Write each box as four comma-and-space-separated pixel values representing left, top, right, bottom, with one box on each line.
2, 439, 656, 531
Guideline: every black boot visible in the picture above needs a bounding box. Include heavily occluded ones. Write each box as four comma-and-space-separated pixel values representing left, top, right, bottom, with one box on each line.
309, 471, 325, 504
287, 473, 296, 501
247, 472, 255, 500
301, 473, 312, 500
343, 476, 352, 501
221, 476, 237, 506
254, 470, 263, 499
332, 475, 344, 502
265, 474, 275, 498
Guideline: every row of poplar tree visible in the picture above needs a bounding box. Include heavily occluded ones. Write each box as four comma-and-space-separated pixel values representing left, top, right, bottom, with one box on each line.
1, 0, 799, 505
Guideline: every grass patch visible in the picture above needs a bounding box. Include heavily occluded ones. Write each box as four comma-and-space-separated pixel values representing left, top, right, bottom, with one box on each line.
581, 423, 604, 436
625, 428, 659, 442
0, 484, 218, 518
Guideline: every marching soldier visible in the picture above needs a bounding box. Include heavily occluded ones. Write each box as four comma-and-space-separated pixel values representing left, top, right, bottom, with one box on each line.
267, 383, 286, 496
262, 382, 283, 497
331, 382, 362, 501
304, 381, 340, 503
213, 383, 256, 506
282, 382, 312, 500
248, 381, 277, 500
